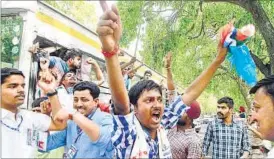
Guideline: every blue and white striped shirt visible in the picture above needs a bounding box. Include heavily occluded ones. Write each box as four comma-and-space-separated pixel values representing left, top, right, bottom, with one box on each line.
111, 96, 188, 158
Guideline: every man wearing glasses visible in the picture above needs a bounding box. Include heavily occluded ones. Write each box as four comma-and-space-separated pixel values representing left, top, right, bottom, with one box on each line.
57, 71, 78, 112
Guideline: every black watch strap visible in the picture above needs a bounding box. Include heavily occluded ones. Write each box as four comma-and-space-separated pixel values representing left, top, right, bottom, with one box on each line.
47, 90, 58, 97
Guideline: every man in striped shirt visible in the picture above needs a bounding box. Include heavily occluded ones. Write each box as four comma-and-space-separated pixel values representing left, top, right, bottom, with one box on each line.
96, 2, 228, 158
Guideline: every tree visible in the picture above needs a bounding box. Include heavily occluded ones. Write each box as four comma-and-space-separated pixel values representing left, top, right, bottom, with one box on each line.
117, 1, 273, 112
44, 1, 98, 31
203, 0, 274, 76
1, 15, 23, 68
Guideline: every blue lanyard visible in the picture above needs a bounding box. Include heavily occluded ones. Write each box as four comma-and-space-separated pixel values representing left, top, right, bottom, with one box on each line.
0, 116, 23, 132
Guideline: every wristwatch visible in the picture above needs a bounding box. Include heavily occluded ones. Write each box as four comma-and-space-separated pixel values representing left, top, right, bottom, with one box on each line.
47, 89, 58, 97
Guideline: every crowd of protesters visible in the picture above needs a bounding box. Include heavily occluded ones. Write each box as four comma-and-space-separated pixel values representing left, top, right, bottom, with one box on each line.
2, 2, 274, 159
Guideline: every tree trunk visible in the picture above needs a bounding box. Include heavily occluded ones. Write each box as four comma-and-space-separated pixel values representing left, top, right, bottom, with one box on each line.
235, 78, 252, 110
204, 0, 274, 76
236, 0, 274, 75
250, 51, 270, 76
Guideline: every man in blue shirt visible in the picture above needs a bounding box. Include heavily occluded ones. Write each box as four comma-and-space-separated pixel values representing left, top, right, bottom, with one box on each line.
43, 81, 114, 158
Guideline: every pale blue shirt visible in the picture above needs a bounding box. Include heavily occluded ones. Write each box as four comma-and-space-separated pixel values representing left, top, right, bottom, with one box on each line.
44, 109, 114, 158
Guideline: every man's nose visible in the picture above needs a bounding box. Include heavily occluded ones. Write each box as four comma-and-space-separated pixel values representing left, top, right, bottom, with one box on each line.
18, 85, 25, 93
250, 111, 258, 123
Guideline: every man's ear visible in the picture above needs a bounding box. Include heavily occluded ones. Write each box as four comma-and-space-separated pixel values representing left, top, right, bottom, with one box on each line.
134, 104, 138, 114
229, 108, 233, 114
94, 98, 99, 105
67, 58, 73, 64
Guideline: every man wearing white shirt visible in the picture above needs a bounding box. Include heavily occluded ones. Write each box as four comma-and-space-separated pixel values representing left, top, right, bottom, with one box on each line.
1, 67, 68, 158
57, 71, 77, 112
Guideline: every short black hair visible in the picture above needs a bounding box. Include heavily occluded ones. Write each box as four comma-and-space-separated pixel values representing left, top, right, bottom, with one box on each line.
144, 70, 152, 76
32, 97, 48, 108
217, 96, 234, 109
250, 75, 274, 99
62, 49, 81, 62
73, 81, 100, 99
128, 80, 162, 106
1, 67, 25, 84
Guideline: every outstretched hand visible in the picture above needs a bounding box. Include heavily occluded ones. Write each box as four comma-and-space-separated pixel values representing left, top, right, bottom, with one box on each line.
215, 20, 235, 64
28, 42, 39, 54
86, 57, 98, 65
164, 52, 172, 68
129, 57, 137, 64
97, 1, 122, 52
40, 57, 50, 71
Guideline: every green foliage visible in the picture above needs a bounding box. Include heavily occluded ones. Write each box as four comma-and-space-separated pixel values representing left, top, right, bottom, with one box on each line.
117, 1, 273, 113
118, 1, 145, 47
44, 1, 97, 31
1, 16, 23, 68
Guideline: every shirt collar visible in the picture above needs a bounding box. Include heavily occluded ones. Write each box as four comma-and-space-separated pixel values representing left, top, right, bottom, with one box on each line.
87, 108, 98, 120
1, 108, 22, 120
1, 108, 9, 119
140, 123, 159, 143
184, 128, 196, 134
175, 127, 196, 134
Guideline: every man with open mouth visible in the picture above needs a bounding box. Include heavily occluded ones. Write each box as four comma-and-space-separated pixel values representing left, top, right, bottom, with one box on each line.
96, 2, 229, 158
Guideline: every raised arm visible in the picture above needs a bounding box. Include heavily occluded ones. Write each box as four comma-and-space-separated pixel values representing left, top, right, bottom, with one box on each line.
38, 71, 67, 130
96, 3, 130, 115
182, 41, 227, 106
87, 58, 105, 86
128, 63, 143, 74
121, 57, 136, 70
28, 42, 61, 57
164, 52, 175, 91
